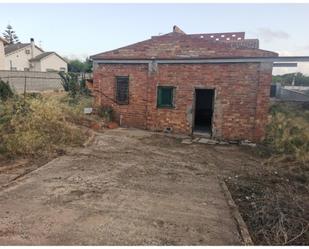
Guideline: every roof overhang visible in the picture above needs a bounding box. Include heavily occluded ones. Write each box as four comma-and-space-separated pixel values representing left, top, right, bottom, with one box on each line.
93, 56, 309, 65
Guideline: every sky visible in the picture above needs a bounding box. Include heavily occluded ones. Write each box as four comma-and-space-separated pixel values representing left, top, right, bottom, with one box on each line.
1, 3, 309, 75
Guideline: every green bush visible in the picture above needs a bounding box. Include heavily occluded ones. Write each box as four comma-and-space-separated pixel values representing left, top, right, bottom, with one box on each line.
59, 72, 91, 98
59, 72, 79, 97
0, 80, 14, 101
80, 79, 91, 96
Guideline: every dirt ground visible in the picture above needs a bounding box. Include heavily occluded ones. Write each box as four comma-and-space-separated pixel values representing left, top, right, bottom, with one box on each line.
0, 128, 263, 245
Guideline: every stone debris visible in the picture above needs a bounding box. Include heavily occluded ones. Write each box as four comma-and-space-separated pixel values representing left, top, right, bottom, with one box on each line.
218, 141, 229, 145
198, 138, 218, 145
181, 139, 193, 144
240, 140, 256, 147
182, 137, 252, 146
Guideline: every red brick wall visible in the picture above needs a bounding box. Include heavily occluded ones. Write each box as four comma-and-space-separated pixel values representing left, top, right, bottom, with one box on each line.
93, 62, 273, 142
93, 64, 149, 129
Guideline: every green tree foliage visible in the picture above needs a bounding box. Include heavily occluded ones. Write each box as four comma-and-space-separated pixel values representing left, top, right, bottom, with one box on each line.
2, 24, 19, 44
59, 72, 91, 98
0, 80, 14, 101
68, 58, 92, 73
59, 72, 79, 97
272, 72, 309, 86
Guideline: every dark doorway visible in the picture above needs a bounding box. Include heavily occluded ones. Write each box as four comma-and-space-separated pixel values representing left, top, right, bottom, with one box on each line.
194, 89, 214, 134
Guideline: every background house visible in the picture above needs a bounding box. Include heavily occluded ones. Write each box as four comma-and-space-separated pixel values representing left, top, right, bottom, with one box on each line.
0, 37, 8, 70
29, 52, 67, 72
4, 38, 67, 72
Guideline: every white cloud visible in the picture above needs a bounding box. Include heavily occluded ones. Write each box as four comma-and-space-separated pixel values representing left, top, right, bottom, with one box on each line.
62, 53, 89, 61
258, 28, 290, 42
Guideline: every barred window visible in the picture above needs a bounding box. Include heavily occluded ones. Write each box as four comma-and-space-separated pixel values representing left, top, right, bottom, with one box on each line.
116, 76, 129, 104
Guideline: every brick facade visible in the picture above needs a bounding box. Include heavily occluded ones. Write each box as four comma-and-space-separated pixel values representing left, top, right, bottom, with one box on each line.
93, 62, 273, 141
91, 26, 276, 142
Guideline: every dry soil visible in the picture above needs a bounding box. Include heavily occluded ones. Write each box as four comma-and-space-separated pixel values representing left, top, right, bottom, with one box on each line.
0, 128, 251, 245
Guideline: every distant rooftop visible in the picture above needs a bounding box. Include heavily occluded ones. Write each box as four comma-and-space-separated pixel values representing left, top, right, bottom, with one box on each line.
4, 42, 43, 55
29, 52, 54, 61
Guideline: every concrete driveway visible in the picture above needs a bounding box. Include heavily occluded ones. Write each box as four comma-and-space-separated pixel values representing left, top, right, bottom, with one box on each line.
0, 128, 241, 245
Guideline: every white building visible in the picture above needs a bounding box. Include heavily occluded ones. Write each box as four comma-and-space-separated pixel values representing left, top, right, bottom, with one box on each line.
4, 38, 67, 72
30, 52, 67, 72
0, 37, 8, 70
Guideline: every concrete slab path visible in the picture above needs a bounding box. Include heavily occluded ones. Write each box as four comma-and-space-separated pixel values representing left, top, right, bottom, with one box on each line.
0, 128, 241, 245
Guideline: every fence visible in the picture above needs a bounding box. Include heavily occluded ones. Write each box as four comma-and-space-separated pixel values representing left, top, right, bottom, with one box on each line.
271, 83, 309, 102
0, 70, 64, 94
279, 88, 309, 102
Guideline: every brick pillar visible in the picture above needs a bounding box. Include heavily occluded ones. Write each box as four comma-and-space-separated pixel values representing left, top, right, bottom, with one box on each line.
254, 62, 273, 142
145, 61, 158, 130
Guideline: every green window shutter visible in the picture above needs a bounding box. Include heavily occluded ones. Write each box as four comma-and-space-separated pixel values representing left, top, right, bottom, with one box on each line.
157, 86, 174, 108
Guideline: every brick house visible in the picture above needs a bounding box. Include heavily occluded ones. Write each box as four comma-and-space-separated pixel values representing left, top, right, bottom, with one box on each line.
91, 26, 279, 142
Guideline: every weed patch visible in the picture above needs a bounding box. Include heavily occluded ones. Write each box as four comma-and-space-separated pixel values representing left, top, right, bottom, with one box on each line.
0, 94, 92, 157
264, 103, 309, 163
224, 102, 309, 245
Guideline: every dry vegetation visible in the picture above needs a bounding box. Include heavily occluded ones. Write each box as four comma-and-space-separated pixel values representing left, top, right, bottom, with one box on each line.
225, 102, 309, 245
265, 102, 309, 163
0, 92, 93, 158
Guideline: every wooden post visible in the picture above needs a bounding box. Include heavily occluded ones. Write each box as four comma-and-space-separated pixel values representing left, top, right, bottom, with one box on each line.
24, 76, 27, 100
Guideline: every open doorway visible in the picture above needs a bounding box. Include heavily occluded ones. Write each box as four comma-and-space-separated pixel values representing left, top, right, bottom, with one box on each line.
193, 89, 214, 135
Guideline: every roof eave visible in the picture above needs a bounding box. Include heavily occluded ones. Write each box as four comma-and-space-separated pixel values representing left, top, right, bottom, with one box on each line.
92, 56, 309, 64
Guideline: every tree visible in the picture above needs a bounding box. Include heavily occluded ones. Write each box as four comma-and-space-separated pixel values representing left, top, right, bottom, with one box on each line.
2, 24, 19, 44
59, 72, 79, 98
84, 58, 93, 73
68, 58, 92, 73
58, 72, 91, 98
272, 72, 309, 86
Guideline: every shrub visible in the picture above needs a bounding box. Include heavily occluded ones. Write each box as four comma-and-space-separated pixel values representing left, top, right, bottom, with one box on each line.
80, 79, 92, 96
265, 103, 309, 163
0, 95, 87, 157
97, 105, 113, 122
59, 72, 79, 97
59, 72, 91, 98
0, 80, 14, 101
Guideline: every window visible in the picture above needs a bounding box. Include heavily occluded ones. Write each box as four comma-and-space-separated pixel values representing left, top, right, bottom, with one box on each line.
116, 76, 129, 104
24, 68, 30, 71
157, 86, 175, 108
25, 49, 30, 54
10, 67, 17, 71
59, 67, 66, 72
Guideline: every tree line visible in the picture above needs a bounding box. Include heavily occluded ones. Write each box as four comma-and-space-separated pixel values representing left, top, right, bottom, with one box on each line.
272, 73, 309, 86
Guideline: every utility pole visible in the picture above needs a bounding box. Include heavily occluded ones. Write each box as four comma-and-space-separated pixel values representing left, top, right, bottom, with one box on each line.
292, 73, 296, 86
